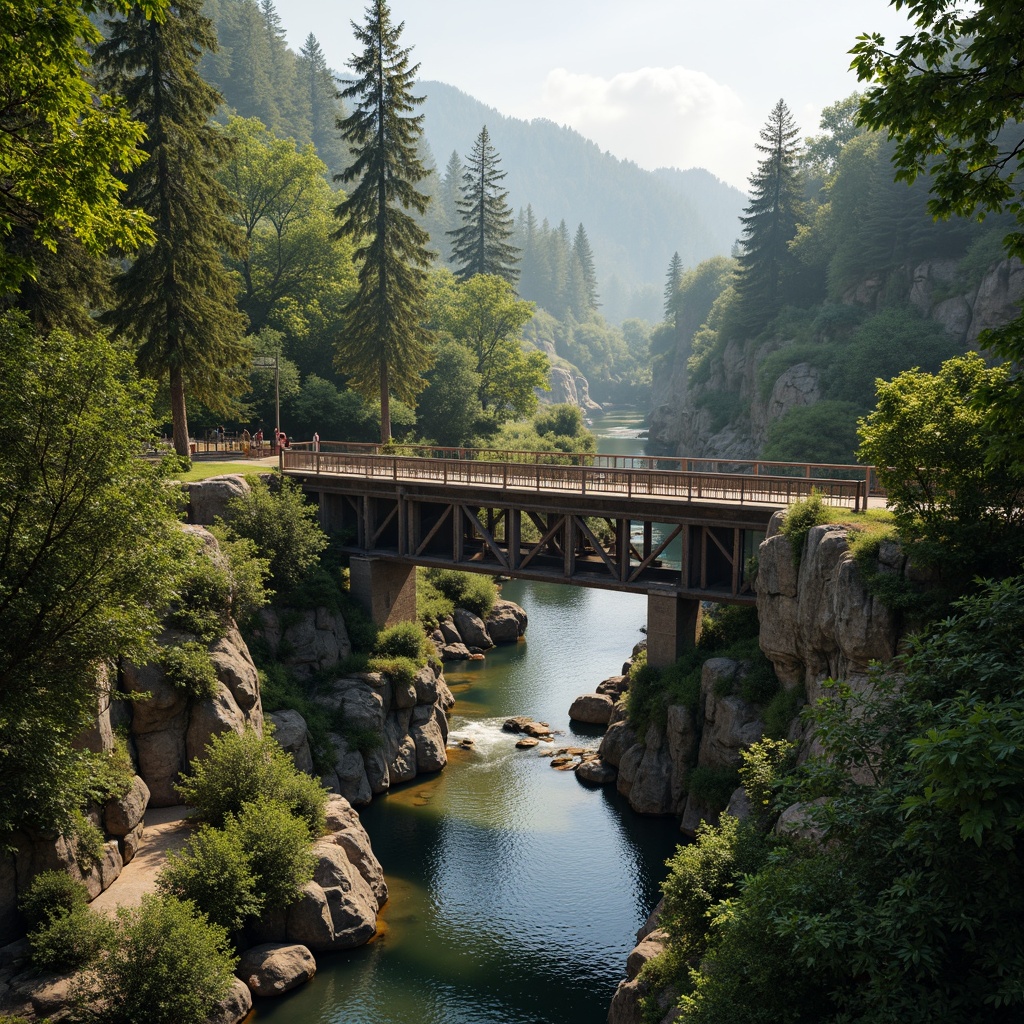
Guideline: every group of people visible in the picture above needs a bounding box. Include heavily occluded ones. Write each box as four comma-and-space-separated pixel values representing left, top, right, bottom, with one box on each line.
235, 427, 320, 456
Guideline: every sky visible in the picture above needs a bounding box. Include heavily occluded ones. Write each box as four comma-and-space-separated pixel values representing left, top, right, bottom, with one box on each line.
276, 1, 915, 191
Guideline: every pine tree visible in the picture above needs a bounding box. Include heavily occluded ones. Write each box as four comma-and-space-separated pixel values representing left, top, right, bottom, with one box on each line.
299, 32, 347, 174
333, 0, 434, 443
97, 0, 248, 460
571, 223, 599, 315
735, 99, 804, 329
664, 251, 683, 323
448, 125, 520, 284
517, 205, 547, 306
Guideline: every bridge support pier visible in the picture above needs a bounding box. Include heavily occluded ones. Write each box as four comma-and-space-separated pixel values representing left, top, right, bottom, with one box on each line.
646, 594, 703, 669
349, 557, 417, 629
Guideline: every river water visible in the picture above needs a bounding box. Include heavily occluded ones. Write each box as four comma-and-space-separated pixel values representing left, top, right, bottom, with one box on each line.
253, 410, 683, 1024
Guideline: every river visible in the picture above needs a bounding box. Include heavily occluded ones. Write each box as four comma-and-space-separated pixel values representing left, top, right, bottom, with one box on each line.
252, 409, 683, 1024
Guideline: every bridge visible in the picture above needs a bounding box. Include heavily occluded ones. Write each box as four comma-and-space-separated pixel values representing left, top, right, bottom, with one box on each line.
282, 442, 879, 667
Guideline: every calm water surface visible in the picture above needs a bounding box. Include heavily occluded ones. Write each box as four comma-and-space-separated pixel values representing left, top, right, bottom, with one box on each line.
253, 410, 683, 1024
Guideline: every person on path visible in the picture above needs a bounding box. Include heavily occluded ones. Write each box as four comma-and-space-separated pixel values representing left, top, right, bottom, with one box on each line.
313, 431, 320, 452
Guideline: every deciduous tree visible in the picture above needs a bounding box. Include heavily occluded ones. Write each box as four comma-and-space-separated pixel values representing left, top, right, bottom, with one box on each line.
333, 0, 435, 442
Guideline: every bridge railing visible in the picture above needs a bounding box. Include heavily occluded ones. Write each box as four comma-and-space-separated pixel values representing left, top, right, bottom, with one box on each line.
282, 447, 869, 510
288, 440, 882, 498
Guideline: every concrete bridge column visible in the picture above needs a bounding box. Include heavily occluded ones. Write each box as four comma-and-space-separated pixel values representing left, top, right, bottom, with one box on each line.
646, 593, 703, 668
349, 557, 417, 629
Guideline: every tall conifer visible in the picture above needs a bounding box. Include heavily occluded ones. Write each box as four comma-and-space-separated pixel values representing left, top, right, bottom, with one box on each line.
735, 99, 804, 329
448, 125, 519, 284
571, 223, 599, 315
97, 0, 248, 459
333, 0, 434, 443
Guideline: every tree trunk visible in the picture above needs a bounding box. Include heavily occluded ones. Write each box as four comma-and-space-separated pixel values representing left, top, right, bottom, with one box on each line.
170, 364, 191, 459
379, 359, 391, 443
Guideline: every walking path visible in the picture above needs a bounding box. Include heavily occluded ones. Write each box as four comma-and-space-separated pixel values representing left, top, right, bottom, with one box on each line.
90, 806, 192, 915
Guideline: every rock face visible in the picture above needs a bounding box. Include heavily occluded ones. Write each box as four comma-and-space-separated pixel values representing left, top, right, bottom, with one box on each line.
314, 667, 455, 807
546, 366, 601, 411
250, 794, 387, 953
649, 257, 1024, 458
184, 473, 252, 526
756, 512, 901, 702
238, 943, 316, 997
251, 606, 352, 679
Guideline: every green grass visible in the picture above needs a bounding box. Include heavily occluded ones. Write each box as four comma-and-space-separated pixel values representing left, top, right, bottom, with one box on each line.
174, 462, 273, 483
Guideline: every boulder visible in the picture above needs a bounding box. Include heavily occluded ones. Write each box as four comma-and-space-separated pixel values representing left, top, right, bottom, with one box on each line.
103, 775, 150, 837
568, 692, 615, 725
208, 628, 261, 714
453, 608, 493, 650
596, 675, 629, 700
206, 976, 252, 1024
186, 475, 251, 526
440, 642, 471, 661
627, 724, 677, 816
186, 682, 246, 763
576, 758, 617, 785
410, 706, 447, 773
120, 822, 145, 865
323, 734, 372, 807
267, 710, 314, 774
237, 943, 315, 998
283, 882, 335, 950
598, 720, 638, 768
253, 606, 352, 678
484, 600, 528, 643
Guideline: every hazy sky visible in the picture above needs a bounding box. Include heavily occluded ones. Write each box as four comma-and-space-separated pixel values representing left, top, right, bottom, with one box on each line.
276, 1, 914, 190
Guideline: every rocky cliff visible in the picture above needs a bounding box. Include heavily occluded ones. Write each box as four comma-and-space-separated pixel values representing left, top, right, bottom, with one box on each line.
648, 257, 1024, 458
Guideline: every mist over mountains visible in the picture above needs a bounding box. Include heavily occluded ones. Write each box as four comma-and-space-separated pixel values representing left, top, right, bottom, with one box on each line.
419, 81, 746, 320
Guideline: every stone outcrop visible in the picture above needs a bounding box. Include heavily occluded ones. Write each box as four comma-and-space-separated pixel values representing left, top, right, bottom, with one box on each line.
429, 599, 527, 661
607, 902, 676, 1024
568, 692, 616, 725
249, 794, 386, 953
251, 606, 352, 679
185, 474, 252, 526
546, 366, 601, 411
267, 709, 314, 774
756, 512, 901, 702
314, 666, 454, 806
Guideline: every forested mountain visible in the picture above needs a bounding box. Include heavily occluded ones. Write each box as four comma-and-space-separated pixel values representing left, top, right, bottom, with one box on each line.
419, 81, 746, 320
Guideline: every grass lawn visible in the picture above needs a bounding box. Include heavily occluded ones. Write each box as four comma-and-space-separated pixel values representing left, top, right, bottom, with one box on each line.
174, 458, 279, 483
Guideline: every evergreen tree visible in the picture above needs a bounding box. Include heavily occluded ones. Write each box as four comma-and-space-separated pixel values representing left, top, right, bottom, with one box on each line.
97, 0, 248, 459
448, 125, 520, 284
571, 222, 599, 315
298, 32, 347, 174
333, 0, 434, 443
664, 251, 683, 323
517, 205, 548, 307
258, 0, 303, 136
735, 99, 804, 330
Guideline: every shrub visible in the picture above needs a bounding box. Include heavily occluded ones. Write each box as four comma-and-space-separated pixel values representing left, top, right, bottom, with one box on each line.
687, 764, 741, 810
19, 871, 90, 930
340, 724, 384, 754
159, 825, 260, 933
373, 621, 429, 663
176, 728, 327, 835
762, 683, 806, 739
96, 895, 236, 1024
28, 902, 113, 971
221, 477, 327, 594
367, 654, 419, 686
738, 738, 796, 825
166, 539, 232, 642
779, 490, 830, 565
420, 567, 497, 620
223, 798, 315, 911
81, 731, 135, 805
257, 663, 335, 775
160, 642, 218, 701
208, 531, 271, 623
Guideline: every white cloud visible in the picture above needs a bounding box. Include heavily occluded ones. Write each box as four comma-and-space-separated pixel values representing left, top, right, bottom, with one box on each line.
539, 66, 754, 188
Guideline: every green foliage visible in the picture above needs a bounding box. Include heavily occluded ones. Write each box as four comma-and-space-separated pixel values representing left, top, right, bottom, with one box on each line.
333, 0, 435, 442
779, 491, 830, 566
206, 531, 271, 625
19, 871, 89, 932
373, 621, 430, 664
160, 642, 218, 701
367, 656, 420, 687
418, 568, 497, 626
27, 902, 114, 973
762, 402, 861, 464
221, 476, 328, 595
415, 341, 483, 446
0, 316, 182, 836
693, 390, 745, 434
687, 765, 741, 810
165, 538, 232, 641
81, 732, 135, 806
762, 684, 806, 740
96, 0, 248, 457
223, 797, 315, 911
257, 662, 335, 774
857, 352, 1024, 592
656, 575, 1024, 1022
738, 739, 797, 823
70, 809, 104, 867
95, 895, 236, 1024
0, 0, 162, 293
175, 728, 327, 836
341, 724, 385, 755
159, 823, 261, 933
448, 128, 520, 284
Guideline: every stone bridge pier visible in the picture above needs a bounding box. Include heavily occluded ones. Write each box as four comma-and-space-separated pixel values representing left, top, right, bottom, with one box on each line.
646, 594, 703, 668
349, 557, 417, 629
